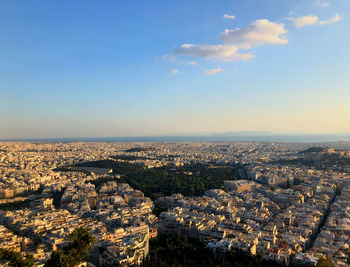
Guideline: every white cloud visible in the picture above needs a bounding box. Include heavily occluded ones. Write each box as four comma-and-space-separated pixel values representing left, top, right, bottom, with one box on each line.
174, 19, 287, 62
319, 13, 342, 25
171, 69, 179, 74
291, 14, 342, 28
221, 19, 288, 48
291, 15, 320, 28
174, 44, 254, 61
203, 67, 225, 75
187, 61, 197, 65
223, 14, 236, 20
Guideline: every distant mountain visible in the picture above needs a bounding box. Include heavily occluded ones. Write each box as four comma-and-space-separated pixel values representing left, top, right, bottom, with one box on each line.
1, 133, 350, 143
209, 131, 274, 136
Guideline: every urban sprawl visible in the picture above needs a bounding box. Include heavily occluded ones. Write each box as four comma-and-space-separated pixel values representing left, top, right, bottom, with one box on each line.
1, 141, 350, 266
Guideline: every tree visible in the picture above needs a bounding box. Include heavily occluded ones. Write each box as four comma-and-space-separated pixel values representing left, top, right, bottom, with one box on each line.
44, 227, 95, 267
68, 227, 95, 261
44, 250, 73, 267
0, 248, 34, 267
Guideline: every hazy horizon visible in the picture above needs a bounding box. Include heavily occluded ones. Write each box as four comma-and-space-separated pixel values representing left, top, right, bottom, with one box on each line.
1, 1, 349, 139
1, 132, 350, 144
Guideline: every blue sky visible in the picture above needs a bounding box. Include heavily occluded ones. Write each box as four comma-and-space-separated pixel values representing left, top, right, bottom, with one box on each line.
1, 0, 349, 138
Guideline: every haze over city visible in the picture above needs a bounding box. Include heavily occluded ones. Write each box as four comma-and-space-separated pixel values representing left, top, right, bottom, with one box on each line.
1, 0, 350, 139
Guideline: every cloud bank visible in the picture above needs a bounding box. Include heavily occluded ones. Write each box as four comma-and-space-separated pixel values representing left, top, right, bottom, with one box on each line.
221, 19, 288, 48
174, 19, 288, 62
174, 44, 254, 61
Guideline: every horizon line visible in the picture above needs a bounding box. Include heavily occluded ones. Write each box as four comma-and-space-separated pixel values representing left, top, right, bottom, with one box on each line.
1, 132, 350, 143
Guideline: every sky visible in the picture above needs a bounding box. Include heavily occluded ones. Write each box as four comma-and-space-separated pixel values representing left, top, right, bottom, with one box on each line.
0, 0, 349, 138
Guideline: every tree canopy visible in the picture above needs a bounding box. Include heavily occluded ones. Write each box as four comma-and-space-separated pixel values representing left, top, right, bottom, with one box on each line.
142, 235, 283, 267
0, 248, 34, 267
75, 160, 242, 198
44, 227, 95, 267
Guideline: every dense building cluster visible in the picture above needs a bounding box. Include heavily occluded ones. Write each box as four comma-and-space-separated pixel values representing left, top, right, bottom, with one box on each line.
156, 175, 339, 266
0, 183, 155, 266
0, 141, 350, 266
309, 182, 350, 266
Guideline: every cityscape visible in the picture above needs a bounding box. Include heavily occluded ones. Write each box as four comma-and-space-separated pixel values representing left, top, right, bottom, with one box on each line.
1, 141, 350, 266
1, 0, 350, 266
